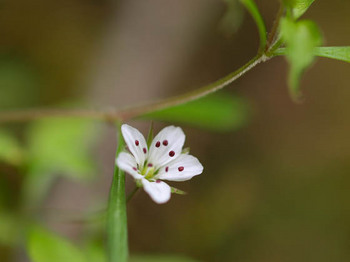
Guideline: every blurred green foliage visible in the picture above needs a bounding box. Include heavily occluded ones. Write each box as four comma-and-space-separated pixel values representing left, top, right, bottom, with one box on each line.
143, 92, 250, 132
27, 118, 98, 181
23, 118, 99, 207
280, 17, 322, 100
0, 0, 350, 261
0, 118, 100, 260
0, 130, 23, 165
0, 213, 20, 246
28, 226, 86, 262
282, 0, 315, 19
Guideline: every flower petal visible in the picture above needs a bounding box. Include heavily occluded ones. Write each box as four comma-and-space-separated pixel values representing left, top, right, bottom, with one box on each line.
148, 126, 185, 168
141, 179, 171, 204
156, 154, 203, 182
121, 124, 148, 167
116, 152, 143, 180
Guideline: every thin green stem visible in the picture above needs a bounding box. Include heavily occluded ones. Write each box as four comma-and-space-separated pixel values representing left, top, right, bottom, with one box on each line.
107, 125, 128, 262
240, 0, 267, 53
0, 55, 267, 123
266, 4, 284, 51
127, 187, 140, 202
265, 39, 284, 58
119, 54, 265, 120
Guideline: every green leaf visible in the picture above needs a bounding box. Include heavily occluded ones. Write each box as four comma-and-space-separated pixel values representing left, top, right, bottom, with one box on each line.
283, 0, 316, 19
27, 226, 86, 262
142, 93, 250, 132
27, 118, 99, 180
313, 46, 350, 63
240, 0, 267, 51
0, 130, 23, 165
107, 125, 128, 262
280, 17, 322, 100
273, 46, 350, 64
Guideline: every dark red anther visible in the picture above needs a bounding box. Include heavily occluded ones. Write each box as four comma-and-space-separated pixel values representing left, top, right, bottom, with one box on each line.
156, 179, 161, 183
165, 166, 169, 172
133, 167, 137, 171
169, 151, 175, 157
163, 140, 168, 146
143, 148, 147, 154
135, 140, 139, 146
178, 166, 184, 172
155, 141, 161, 147
147, 163, 153, 167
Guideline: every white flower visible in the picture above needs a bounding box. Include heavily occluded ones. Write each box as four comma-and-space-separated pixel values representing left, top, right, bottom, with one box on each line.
116, 124, 203, 204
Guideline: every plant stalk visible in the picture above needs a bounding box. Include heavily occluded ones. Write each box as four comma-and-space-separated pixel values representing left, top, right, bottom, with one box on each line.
0, 55, 266, 123
107, 125, 128, 262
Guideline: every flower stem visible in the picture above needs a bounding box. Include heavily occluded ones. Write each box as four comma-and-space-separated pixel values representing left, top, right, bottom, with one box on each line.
127, 186, 140, 202
107, 125, 128, 262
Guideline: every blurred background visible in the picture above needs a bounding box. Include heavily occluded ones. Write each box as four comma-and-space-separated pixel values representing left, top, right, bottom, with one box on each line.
1, 0, 350, 261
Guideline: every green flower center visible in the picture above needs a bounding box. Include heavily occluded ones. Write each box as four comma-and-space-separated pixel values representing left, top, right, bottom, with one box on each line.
141, 164, 157, 180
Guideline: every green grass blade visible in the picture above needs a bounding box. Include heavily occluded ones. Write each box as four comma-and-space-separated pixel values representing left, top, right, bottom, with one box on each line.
107, 124, 128, 262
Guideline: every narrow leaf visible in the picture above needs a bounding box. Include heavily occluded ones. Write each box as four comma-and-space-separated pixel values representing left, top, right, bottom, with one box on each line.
27, 226, 86, 262
107, 124, 128, 262
273, 46, 350, 64
313, 46, 350, 63
240, 0, 267, 51
142, 93, 250, 132
283, 0, 316, 19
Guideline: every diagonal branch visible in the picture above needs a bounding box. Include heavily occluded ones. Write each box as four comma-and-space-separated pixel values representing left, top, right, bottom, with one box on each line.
0, 54, 267, 124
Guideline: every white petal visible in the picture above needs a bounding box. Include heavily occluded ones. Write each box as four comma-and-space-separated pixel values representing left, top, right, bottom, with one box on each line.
148, 126, 185, 168
116, 152, 143, 180
141, 179, 171, 204
156, 154, 203, 182
121, 124, 148, 167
